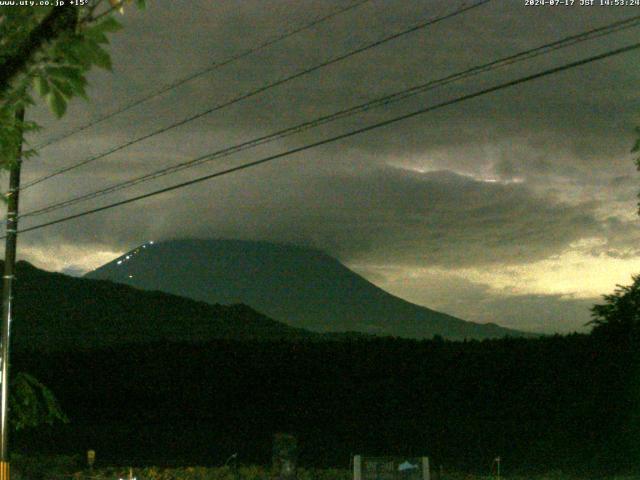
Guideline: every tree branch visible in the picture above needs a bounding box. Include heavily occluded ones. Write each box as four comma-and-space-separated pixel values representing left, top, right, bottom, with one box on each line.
0, 7, 78, 97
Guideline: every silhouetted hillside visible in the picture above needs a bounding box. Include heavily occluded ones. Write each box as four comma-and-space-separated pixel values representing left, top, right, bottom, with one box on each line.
7, 261, 316, 350
86, 239, 527, 340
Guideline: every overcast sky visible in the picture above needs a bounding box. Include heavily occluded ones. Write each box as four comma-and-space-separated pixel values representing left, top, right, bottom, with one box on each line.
11, 0, 640, 333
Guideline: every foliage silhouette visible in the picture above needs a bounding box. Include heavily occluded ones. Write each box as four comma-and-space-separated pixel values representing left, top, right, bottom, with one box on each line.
10, 331, 639, 475
11, 372, 68, 432
590, 275, 640, 340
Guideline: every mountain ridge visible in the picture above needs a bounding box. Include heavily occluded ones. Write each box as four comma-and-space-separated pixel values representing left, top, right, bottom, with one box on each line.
7, 260, 320, 350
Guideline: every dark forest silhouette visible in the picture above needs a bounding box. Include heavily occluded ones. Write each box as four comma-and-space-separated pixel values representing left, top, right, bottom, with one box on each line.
5, 262, 640, 475
11, 330, 639, 475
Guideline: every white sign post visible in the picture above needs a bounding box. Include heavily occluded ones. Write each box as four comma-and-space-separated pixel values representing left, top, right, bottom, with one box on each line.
353, 456, 430, 480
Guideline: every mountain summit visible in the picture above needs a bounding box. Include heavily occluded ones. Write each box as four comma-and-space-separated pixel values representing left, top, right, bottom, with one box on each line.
86, 239, 525, 340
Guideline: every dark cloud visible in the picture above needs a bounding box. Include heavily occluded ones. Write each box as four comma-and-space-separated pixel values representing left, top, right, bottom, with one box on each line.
585, 216, 640, 258
17, 167, 605, 270
8, 0, 640, 332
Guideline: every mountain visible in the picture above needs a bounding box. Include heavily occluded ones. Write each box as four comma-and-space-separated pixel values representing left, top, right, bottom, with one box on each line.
86, 239, 526, 340
7, 261, 317, 350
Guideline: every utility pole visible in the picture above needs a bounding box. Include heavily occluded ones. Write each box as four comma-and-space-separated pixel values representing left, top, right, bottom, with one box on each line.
0, 108, 24, 480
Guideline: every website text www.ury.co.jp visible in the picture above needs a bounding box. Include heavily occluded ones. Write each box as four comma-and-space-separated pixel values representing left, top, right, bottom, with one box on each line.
0, 0, 89, 6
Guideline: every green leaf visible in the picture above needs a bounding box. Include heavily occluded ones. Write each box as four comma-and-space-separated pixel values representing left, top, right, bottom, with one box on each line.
45, 65, 83, 81
50, 78, 73, 98
85, 17, 122, 45
43, 66, 88, 99
91, 44, 113, 70
95, 16, 123, 34
136, 0, 146, 9
66, 75, 88, 100
33, 76, 49, 96
70, 40, 106, 69
85, 29, 109, 45
46, 88, 67, 118
64, 43, 91, 68
22, 149, 38, 160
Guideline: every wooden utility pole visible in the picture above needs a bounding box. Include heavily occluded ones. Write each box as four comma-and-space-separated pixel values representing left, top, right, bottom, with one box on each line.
0, 108, 24, 480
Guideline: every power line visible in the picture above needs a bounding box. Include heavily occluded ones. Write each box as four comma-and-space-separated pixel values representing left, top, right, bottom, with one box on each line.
24, 0, 482, 188
11, 41, 640, 238
20, 0, 491, 191
31, 0, 373, 152
19, 13, 640, 220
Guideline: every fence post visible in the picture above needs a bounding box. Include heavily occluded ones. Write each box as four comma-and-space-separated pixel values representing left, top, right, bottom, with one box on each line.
353, 455, 362, 480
